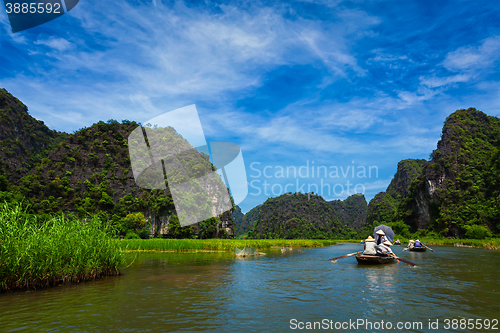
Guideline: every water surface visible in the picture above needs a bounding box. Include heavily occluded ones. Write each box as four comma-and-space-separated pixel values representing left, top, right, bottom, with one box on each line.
1, 244, 499, 332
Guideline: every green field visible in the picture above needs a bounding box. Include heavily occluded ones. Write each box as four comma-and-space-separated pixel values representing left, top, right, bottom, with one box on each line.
118, 238, 339, 252
0, 203, 125, 292
419, 238, 500, 250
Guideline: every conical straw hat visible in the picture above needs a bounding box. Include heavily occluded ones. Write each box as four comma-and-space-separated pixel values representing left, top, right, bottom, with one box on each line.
365, 236, 375, 242
376, 230, 385, 235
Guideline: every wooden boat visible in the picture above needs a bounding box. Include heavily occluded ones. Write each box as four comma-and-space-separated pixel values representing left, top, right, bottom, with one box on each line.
355, 254, 395, 265
409, 246, 427, 252
394, 240, 401, 245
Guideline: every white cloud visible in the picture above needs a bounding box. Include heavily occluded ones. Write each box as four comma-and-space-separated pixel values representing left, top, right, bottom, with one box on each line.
34, 37, 73, 51
419, 74, 470, 88
443, 35, 500, 72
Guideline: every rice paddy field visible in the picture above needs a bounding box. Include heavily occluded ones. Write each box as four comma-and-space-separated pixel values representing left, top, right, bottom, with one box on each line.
118, 238, 339, 252
0, 203, 125, 292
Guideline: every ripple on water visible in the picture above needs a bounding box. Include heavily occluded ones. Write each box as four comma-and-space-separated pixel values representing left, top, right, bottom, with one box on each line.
0, 246, 499, 332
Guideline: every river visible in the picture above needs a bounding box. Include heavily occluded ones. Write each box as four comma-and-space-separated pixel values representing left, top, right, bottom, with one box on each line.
1, 243, 499, 332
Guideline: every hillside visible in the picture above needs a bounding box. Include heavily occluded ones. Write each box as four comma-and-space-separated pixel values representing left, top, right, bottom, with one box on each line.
365, 159, 426, 228
367, 108, 499, 239
0, 89, 234, 238
247, 193, 353, 239
233, 204, 262, 236
328, 193, 367, 230
403, 108, 500, 237
0, 89, 65, 188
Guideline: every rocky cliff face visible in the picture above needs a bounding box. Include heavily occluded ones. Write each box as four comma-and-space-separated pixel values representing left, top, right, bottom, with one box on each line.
0, 89, 234, 238
404, 108, 500, 236
366, 108, 499, 237
365, 159, 426, 228
0, 88, 65, 185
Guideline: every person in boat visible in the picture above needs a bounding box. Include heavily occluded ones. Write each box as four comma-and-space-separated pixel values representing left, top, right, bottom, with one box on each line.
414, 239, 423, 248
376, 240, 395, 257
407, 239, 415, 249
375, 230, 387, 245
363, 236, 377, 255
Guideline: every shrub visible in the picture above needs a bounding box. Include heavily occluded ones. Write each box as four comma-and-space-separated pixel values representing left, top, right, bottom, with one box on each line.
124, 231, 140, 239
463, 224, 492, 239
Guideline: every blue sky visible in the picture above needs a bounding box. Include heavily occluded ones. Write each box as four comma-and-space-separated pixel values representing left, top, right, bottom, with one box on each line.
1, 0, 499, 213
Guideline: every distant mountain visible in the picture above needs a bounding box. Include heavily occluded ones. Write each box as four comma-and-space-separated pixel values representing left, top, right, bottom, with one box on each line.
328, 193, 367, 230
247, 193, 352, 239
231, 205, 244, 233
0, 89, 234, 238
233, 204, 262, 236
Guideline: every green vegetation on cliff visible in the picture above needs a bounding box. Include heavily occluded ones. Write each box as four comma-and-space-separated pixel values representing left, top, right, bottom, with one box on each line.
246, 193, 356, 239
366, 108, 499, 239
0, 89, 233, 239
404, 109, 500, 237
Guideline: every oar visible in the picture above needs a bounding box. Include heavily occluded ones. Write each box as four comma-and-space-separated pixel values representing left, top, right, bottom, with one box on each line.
394, 256, 417, 267
329, 250, 363, 261
423, 244, 435, 252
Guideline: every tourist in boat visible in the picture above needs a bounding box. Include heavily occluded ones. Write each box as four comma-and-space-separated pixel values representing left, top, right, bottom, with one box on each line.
407, 239, 415, 249
375, 230, 387, 245
363, 236, 377, 255
414, 239, 423, 248
376, 240, 395, 257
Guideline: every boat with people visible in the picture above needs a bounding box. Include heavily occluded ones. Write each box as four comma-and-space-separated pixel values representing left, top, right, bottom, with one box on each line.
356, 226, 398, 265
409, 246, 427, 252
355, 254, 395, 265
328, 224, 417, 267
406, 239, 430, 252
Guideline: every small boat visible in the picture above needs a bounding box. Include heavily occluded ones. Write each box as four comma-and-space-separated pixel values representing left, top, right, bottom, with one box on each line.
355, 254, 395, 265
409, 246, 426, 252
394, 240, 401, 245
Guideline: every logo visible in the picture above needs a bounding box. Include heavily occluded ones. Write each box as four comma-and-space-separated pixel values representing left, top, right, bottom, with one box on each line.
128, 105, 247, 226
3, 0, 79, 33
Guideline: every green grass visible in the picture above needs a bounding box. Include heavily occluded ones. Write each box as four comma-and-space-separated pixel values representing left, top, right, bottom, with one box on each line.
118, 238, 338, 252
380, 237, 500, 250
0, 203, 125, 292
419, 238, 500, 250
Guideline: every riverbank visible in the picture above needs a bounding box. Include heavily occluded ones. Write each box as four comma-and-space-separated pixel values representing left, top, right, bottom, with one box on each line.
383, 237, 500, 250
118, 239, 338, 252
420, 238, 500, 250
0, 203, 125, 292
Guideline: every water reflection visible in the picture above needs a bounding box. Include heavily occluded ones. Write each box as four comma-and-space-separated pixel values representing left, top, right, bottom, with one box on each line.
1, 245, 499, 332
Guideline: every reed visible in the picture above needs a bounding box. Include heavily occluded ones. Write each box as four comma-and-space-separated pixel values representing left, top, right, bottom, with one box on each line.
118, 238, 338, 252
421, 238, 500, 250
0, 203, 125, 292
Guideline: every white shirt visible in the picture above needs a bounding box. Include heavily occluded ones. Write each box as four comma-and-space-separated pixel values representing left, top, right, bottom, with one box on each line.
376, 243, 393, 254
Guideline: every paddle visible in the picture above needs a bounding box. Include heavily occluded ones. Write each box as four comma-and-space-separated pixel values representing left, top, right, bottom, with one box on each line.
329, 250, 363, 261
423, 244, 435, 252
394, 256, 417, 267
